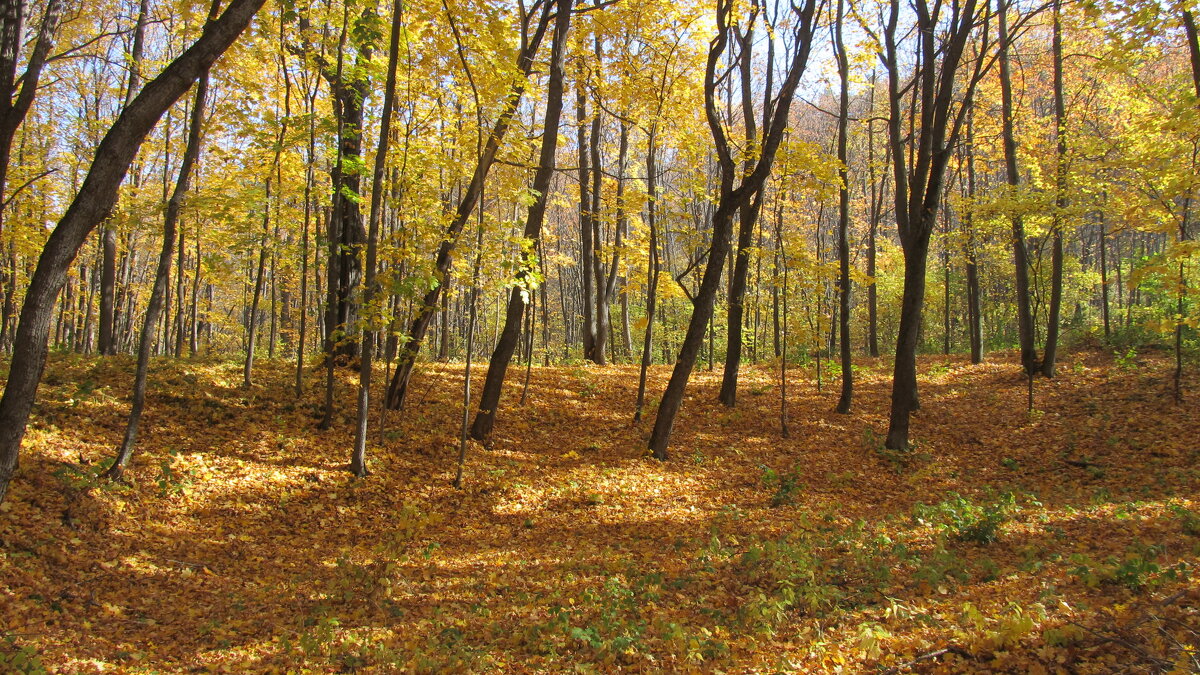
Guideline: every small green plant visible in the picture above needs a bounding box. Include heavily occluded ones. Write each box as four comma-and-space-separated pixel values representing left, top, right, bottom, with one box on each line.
1001, 457, 1019, 471
53, 458, 116, 491
1169, 503, 1200, 535
913, 492, 1016, 544
324, 503, 440, 607
1069, 546, 1166, 592
760, 465, 803, 507
1114, 346, 1139, 370
0, 636, 46, 675
156, 449, 194, 497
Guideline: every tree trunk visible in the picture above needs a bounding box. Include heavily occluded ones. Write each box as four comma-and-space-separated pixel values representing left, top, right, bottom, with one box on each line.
243, 178, 271, 388
650, 0, 817, 459
718, 14, 768, 407
998, 0, 1038, 379
577, 60, 596, 362
964, 106, 983, 363
383, 2, 557, 410
99, 0, 148, 356
351, 0, 404, 477
469, 0, 572, 441
634, 127, 660, 423
833, 0, 853, 413
109, 71, 209, 479
1041, 0, 1066, 377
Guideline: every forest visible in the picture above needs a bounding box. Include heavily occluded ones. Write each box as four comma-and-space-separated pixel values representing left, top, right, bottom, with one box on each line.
0, 0, 1198, 670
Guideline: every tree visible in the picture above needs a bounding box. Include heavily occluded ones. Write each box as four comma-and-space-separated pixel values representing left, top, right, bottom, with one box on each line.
108, 56, 213, 481
350, 0, 406, 477
648, 0, 819, 459
880, 0, 992, 450
833, 0, 853, 413
382, 0, 557, 411
0, 0, 266, 504
469, 0, 573, 441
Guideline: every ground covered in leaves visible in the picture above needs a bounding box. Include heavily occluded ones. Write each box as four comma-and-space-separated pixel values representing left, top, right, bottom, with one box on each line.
1, 349, 1198, 673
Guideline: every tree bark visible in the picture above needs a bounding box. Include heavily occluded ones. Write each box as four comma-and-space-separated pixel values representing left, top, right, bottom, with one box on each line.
882, 0, 988, 449
1041, 0, 1066, 377
833, 0, 853, 413
383, 3, 556, 410
718, 11, 769, 407
351, 0, 405, 477
998, 0, 1038, 379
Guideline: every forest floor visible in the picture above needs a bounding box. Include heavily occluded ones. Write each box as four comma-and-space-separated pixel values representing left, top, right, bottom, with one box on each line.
0, 348, 1198, 673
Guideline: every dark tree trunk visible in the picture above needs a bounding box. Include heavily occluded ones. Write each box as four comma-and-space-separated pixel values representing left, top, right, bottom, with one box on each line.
718, 13, 770, 407
650, 0, 817, 459
577, 61, 596, 362
833, 0, 853, 413
469, 0, 572, 441
998, 0, 1038, 380
0, 0, 266, 504
634, 128, 659, 423
383, 2, 556, 410
882, 0, 987, 450
1041, 0, 1066, 377
244, 178, 271, 388
964, 106, 983, 363
350, 0, 404, 477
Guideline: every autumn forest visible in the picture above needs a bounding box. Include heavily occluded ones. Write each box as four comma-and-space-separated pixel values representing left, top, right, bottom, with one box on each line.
0, 0, 1198, 670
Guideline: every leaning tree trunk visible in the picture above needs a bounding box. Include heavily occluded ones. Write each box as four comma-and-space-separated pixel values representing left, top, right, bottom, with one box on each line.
99, 0, 148, 356
108, 70, 210, 480
0, 0, 266, 504
469, 0, 572, 441
382, 3, 556, 410
649, 0, 817, 459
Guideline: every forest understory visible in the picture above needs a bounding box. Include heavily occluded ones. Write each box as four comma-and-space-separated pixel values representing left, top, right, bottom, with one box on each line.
0, 348, 1197, 673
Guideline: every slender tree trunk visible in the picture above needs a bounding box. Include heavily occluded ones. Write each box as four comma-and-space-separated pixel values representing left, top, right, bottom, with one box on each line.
108, 72, 210, 479
244, 178, 271, 388
833, 0, 853, 413
469, 0, 572, 441
634, 128, 659, 423
99, 0, 149, 356
964, 107, 983, 363
1041, 0, 1066, 377
718, 14, 768, 407
577, 60, 596, 363
866, 111, 881, 357
350, 0, 404, 477
998, 0, 1038, 382
650, 0, 816, 458
383, 3, 557, 409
